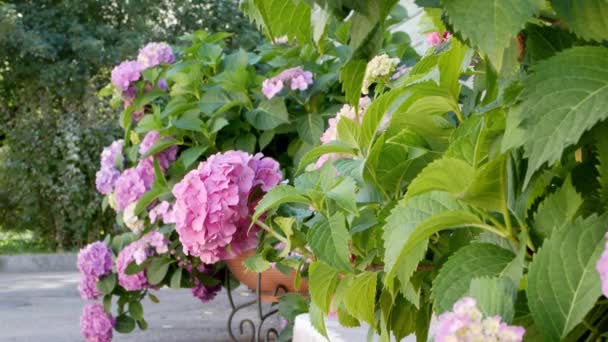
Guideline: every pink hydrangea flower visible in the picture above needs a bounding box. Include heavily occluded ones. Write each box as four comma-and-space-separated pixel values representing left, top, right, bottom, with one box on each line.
95, 140, 124, 195
80, 303, 114, 342
435, 297, 525, 342
597, 232, 608, 297
171, 151, 282, 264
427, 31, 452, 46
262, 67, 313, 99
113, 159, 155, 211
77, 242, 113, 300
116, 241, 150, 291
139, 130, 178, 170
137, 42, 175, 69
111, 60, 142, 91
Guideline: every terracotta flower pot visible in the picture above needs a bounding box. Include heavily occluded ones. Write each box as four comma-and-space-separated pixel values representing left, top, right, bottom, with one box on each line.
225, 250, 308, 303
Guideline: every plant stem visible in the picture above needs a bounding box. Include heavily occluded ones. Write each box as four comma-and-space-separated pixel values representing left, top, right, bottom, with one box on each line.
255, 219, 287, 244
469, 223, 510, 239
501, 158, 514, 237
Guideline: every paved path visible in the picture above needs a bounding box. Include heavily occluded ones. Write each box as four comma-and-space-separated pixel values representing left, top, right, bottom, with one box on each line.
0, 272, 276, 342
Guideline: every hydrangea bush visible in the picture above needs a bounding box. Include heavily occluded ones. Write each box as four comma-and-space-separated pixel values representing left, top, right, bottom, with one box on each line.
244, 0, 608, 341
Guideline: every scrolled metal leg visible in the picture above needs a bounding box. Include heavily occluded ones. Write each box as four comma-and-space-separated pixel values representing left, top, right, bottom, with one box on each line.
225, 271, 288, 342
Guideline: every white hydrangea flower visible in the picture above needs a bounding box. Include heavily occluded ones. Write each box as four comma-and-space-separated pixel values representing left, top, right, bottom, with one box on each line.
123, 202, 144, 234
361, 54, 400, 94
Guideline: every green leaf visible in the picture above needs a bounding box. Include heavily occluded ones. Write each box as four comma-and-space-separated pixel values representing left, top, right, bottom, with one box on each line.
174, 110, 204, 132
296, 114, 324, 145
170, 268, 182, 289
432, 243, 516, 313
442, 0, 541, 69
338, 305, 360, 327
527, 214, 608, 341
551, 0, 608, 42
253, 0, 311, 43
259, 130, 275, 150
252, 185, 309, 222
115, 314, 136, 333
141, 138, 180, 159
468, 277, 517, 323
307, 213, 352, 272
97, 274, 117, 295
246, 98, 289, 130
523, 24, 576, 64
438, 39, 471, 97
178, 146, 207, 169
129, 301, 144, 321
244, 254, 271, 273
147, 258, 172, 285
297, 141, 357, 172
134, 184, 171, 215
343, 272, 377, 326
596, 128, 608, 210
309, 302, 328, 339
533, 177, 582, 239
517, 47, 608, 185
309, 261, 340, 313
384, 192, 468, 295
326, 177, 358, 215
279, 293, 309, 321
339, 59, 367, 108
405, 156, 506, 212
337, 117, 361, 149
235, 133, 256, 154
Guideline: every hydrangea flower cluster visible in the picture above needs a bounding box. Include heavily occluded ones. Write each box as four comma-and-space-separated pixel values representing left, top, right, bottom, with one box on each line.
131, 231, 169, 265
361, 54, 400, 94
427, 31, 452, 46
316, 97, 371, 168
111, 61, 143, 91
77, 242, 113, 300
95, 140, 124, 195
80, 303, 114, 342
262, 67, 313, 99
137, 42, 175, 69
597, 232, 608, 297
139, 130, 178, 171
435, 297, 525, 342
116, 241, 151, 291
149, 201, 174, 224
172, 151, 282, 264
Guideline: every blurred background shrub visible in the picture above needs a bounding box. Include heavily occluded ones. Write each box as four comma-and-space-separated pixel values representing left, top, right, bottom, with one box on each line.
0, 0, 262, 251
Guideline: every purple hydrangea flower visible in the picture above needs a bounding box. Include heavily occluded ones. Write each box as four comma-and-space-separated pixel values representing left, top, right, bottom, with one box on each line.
95, 140, 124, 195
77, 242, 113, 300
139, 130, 178, 171
137, 42, 175, 69
80, 303, 114, 342
113, 159, 155, 211
191, 265, 222, 302
131, 231, 169, 265
261, 67, 313, 99
111, 60, 142, 91
597, 232, 608, 297
116, 241, 150, 291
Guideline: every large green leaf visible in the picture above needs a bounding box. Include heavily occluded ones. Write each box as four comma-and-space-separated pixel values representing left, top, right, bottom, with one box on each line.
252, 185, 309, 222
432, 243, 516, 313
442, 0, 541, 69
245, 98, 290, 130
527, 214, 608, 341
309, 261, 340, 313
533, 177, 582, 239
252, 0, 311, 43
339, 59, 367, 108
343, 272, 377, 326
551, 0, 608, 42
468, 276, 517, 323
595, 128, 608, 210
296, 113, 324, 145
383, 192, 468, 295
297, 141, 358, 172
307, 213, 352, 272
518, 47, 608, 185
404, 156, 506, 211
